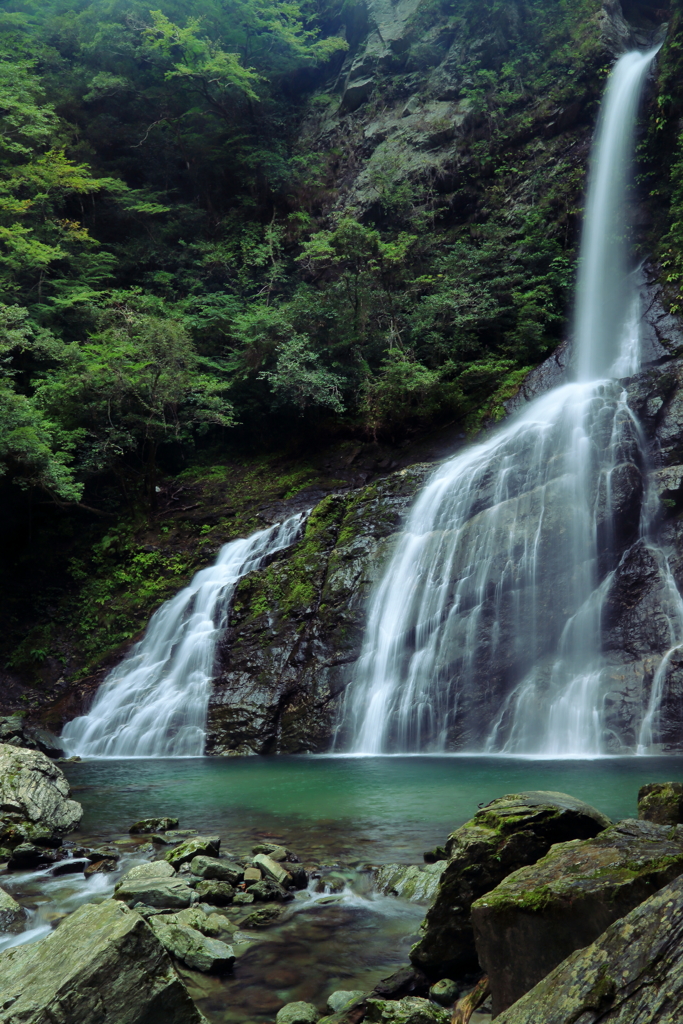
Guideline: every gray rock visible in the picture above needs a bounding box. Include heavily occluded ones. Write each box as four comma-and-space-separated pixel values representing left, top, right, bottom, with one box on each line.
165, 835, 220, 868
0, 744, 82, 841
472, 818, 683, 1015
116, 860, 176, 886
495, 872, 683, 1024
149, 916, 235, 973
253, 852, 293, 886
114, 876, 194, 909
0, 884, 25, 931
411, 791, 610, 979
276, 1001, 320, 1024
374, 862, 445, 902
194, 879, 234, 906
327, 991, 366, 1013
0, 898, 206, 1023
191, 855, 244, 883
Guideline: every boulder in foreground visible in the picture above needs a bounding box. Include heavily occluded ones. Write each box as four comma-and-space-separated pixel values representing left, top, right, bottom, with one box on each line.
410, 790, 610, 979
496, 871, 683, 1024
0, 898, 206, 1023
472, 818, 683, 1015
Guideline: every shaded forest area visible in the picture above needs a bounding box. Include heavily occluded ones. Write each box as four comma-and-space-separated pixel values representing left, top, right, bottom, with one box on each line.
1, 0, 682, 702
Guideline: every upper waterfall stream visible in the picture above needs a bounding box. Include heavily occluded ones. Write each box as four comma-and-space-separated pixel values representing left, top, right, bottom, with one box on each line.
338, 45, 674, 757
62, 513, 306, 757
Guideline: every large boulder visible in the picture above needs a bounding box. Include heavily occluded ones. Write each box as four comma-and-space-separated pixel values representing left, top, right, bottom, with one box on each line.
472, 818, 683, 1015
410, 791, 610, 979
495, 871, 683, 1024
0, 744, 82, 849
0, 898, 206, 1023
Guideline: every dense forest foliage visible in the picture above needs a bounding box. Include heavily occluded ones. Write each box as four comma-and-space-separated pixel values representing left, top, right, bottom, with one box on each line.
0, 0, 639, 512
0, 0, 681, 694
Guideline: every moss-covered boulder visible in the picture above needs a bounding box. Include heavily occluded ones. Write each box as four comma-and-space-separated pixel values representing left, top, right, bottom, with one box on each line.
409, 791, 610, 979
165, 834, 220, 868
495, 871, 683, 1024
0, 899, 206, 1023
638, 781, 683, 824
472, 818, 683, 1016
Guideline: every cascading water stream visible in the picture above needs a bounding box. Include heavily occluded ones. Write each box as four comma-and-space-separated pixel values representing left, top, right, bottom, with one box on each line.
338, 45, 671, 756
62, 513, 306, 757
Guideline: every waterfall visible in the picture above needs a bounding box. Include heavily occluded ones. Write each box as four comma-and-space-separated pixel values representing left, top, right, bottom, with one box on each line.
338, 45, 668, 756
62, 514, 306, 757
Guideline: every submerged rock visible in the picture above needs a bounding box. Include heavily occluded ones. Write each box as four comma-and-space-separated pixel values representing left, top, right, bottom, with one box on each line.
0, 898, 206, 1023
638, 781, 683, 824
165, 835, 220, 868
242, 903, 287, 927
0, 744, 82, 850
410, 791, 610, 979
495, 871, 683, 1024
129, 816, 179, 834
472, 818, 683, 1015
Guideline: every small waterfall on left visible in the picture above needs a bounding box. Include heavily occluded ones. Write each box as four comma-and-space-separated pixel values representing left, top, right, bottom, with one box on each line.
62, 513, 306, 757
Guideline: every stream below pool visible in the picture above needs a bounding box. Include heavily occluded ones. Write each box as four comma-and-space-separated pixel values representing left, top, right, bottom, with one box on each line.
2, 755, 683, 1022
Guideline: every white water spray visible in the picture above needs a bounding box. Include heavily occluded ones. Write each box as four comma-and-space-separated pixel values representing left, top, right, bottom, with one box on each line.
339, 46, 668, 755
62, 514, 306, 757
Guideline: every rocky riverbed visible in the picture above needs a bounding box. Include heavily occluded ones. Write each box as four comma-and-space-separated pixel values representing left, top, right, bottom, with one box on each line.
2, 745, 683, 1023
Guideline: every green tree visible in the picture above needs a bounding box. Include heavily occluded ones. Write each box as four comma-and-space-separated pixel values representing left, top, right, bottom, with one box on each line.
35, 310, 234, 509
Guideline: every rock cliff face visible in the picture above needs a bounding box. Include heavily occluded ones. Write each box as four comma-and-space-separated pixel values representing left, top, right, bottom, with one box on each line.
207, 466, 429, 754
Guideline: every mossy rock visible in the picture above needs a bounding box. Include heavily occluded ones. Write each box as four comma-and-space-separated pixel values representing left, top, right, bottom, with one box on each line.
495, 872, 683, 1024
472, 818, 683, 1016
410, 790, 610, 980
638, 781, 683, 824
